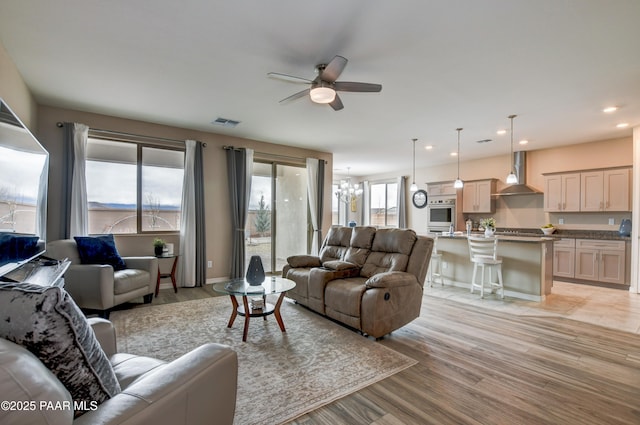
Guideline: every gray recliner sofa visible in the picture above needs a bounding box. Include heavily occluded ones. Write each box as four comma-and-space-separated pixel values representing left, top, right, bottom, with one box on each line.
283, 226, 433, 338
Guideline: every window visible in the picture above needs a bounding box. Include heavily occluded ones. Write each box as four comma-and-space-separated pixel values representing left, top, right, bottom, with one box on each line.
85, 138, 184, 234
369, 182, 398, 227
245, 161, 307, 273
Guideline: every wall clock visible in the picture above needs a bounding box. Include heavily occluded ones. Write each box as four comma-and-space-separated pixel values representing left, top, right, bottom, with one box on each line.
412, 189, 428, 208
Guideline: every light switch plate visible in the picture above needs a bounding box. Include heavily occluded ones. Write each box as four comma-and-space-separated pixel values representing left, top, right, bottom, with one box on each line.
608, 218, 615, 225
559, 218, 564, 225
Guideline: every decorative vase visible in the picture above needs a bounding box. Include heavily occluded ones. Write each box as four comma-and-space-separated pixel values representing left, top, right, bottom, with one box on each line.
246, 255, 265, 286
484, 227, 495, 237
154, 245, 164, 256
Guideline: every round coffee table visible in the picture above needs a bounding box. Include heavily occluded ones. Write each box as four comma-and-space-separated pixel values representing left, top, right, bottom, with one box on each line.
212, 276, 296, 342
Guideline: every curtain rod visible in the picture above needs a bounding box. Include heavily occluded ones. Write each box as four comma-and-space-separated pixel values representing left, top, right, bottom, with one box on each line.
56, 122, 206, 147
223, 145, 326, 164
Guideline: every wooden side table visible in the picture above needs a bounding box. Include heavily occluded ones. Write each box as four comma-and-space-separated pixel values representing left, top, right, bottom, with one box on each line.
155, 254, 179, 296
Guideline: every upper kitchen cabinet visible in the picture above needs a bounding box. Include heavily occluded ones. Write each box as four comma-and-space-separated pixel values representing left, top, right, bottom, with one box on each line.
462, 179, 496, 213
543, 173, 580, 212
428, 181, 456, 197
544, 167, 631, 213
580, 168, 631, 212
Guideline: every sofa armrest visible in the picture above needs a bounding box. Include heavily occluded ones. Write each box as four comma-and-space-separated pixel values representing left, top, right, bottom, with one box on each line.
365, 271, 418, 289
321, 260, 359, 271
286, 255, 322, 268
74, 343, 238, 425
123, 256, 158, 274
88, 318, 117, 357
63, 265, 116, 310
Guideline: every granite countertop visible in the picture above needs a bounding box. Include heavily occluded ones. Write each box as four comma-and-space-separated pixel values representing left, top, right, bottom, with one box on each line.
423, 228, 630, 242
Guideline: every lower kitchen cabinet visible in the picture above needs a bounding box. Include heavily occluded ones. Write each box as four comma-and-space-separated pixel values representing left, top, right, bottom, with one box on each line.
553, 238, 575, 279
574, 239, 626, 285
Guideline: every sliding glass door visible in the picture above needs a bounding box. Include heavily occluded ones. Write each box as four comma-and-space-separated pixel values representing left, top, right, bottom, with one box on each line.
246, 162, 307, 274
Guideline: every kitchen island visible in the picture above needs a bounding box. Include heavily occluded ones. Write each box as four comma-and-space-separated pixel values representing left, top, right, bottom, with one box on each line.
427, 233, 554, 301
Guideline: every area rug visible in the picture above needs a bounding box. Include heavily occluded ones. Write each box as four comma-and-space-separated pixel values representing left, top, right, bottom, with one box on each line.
110, 296, 417, 425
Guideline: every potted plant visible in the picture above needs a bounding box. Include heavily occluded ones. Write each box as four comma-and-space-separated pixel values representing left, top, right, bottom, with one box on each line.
153, 238, 165, 256
479, 217, 496, 237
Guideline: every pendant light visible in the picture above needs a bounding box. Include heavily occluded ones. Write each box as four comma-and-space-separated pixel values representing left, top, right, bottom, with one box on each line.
453, 128, 464, 189
506, 114, 518, 184
410, 138, 418, 192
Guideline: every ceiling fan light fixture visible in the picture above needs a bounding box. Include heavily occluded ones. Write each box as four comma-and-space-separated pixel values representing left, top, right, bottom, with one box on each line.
309, 86, 336, 104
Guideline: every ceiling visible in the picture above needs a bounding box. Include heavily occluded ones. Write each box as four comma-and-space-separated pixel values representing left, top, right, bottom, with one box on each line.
1, 0, 639, 177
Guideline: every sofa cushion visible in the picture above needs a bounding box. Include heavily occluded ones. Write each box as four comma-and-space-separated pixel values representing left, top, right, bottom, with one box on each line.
286, 255, 322, 269
344, 226, 376, 266
371, 228, 417, 255
113, 269, 151, 295
361, 252, 410, 278
324, 277, 368, 318
74, 234, 127, 271
110, 353, 166, 388
0, 283, 121, 417
319, 226, 352, 263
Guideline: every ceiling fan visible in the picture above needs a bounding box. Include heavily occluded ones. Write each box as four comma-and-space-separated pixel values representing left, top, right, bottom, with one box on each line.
267, 55, 382, 111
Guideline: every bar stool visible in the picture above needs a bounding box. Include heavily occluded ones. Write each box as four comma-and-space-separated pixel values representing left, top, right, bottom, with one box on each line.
467, 236, 504, 299
427, 236, 444, 286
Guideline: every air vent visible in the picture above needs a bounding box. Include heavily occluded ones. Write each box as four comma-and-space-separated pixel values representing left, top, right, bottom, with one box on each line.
212, 117, 241, 128
476, 139, 492, 144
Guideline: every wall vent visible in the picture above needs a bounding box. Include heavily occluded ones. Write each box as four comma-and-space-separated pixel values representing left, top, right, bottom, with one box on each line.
212, 117, 241, 128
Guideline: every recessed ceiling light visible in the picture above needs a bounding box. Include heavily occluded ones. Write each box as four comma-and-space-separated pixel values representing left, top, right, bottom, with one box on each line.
616, 122, 629, 128
519, 139, 529, 145
450, 152, 458, 157
425, 145, 433, 150
496, 129, 507, 135
603, 106, 618, 113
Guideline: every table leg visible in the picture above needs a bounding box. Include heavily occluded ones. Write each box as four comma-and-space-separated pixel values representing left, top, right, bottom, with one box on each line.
155, 266, 161, 297
241, 295, 250, 342
273, 292, 287, 332
170, 256, 178, 293
227, 295, 239, 328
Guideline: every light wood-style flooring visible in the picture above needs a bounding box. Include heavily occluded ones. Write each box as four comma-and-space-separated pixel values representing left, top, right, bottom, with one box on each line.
147, 281, 640, 425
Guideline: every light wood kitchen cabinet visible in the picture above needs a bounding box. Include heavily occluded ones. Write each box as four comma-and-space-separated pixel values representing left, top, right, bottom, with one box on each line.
428, 181, 456, 196
543, 173, 580, 212
553, 238, 575, 279
462, 179, 496, 213
574, 239, 626, 285
580, 168, 631, 212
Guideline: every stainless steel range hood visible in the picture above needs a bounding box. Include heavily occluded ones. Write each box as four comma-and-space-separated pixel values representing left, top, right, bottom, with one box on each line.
495, 151, 542, 196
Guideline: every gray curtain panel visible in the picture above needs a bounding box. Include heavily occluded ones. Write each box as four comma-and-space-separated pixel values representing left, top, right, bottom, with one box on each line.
194, 142, 206, 286
226, 147, 250, 279
398, 176, 407, 229
316, 159, 325, 251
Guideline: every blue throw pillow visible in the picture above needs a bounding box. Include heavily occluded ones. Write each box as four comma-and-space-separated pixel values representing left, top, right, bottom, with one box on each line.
74, 234, 126, 271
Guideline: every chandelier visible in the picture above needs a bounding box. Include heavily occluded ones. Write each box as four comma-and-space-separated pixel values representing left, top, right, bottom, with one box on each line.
335, 167, 363, 204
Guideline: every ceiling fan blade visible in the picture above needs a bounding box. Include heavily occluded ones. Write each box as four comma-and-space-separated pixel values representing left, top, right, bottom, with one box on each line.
329, 94, 344, 111
279, 88, 310, 103
334, 82, 382, 92
268, 72, 313, 84
321, 55, 348, 83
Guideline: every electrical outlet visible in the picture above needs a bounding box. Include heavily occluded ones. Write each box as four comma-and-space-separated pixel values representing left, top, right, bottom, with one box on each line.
207, 260, 212, 268
608, 218, 615, 225
558, 218, 564, 225
442, 261, 448, 269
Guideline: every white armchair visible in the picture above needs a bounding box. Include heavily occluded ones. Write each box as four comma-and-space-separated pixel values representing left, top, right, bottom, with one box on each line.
46, 239, 158, 318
